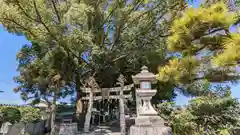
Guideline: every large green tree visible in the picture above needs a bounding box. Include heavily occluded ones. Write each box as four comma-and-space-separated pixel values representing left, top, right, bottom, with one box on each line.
0, 0, 188, 108
14, 43, 75, 103
13, 42, 75, 132
0, 0, 184, 81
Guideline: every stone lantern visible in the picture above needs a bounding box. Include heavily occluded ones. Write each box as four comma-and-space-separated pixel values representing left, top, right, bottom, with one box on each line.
130, 66, 172, 135
132, 66, 158, 116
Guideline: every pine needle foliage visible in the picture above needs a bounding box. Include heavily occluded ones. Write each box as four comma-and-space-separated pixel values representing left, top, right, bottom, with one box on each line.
158, 2, 240, 84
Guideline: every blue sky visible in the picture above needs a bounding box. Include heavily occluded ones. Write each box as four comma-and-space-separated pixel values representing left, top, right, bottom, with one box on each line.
0, 1, 239, 105
0, 26, 30, 104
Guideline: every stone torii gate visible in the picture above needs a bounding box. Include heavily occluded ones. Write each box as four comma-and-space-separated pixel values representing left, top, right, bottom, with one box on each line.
80, 83, 134, 132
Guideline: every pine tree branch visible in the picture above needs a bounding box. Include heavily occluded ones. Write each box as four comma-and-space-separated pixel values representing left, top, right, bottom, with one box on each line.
234, 17, 240, 25
206, 28, 226, 36
174, 84, 187, 93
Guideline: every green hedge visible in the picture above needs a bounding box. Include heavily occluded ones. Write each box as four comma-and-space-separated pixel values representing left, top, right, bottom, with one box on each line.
0, 106, 41, 124
0, 107, 21, 123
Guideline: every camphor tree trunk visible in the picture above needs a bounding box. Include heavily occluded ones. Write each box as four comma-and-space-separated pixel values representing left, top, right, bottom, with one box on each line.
84, 92, 93, 132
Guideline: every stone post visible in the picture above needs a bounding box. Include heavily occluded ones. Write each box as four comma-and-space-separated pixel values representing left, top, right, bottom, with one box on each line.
130, 66, 172, 135
84, 92, 93, 132
0, 122, 12, 135
117, 74, 126, 135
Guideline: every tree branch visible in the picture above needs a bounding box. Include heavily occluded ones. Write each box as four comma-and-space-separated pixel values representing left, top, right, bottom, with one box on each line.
33, 0, 55, 38
15, 0, 36, 22
112, 54, 128, 62
43, 95, 51, 104
125, 0, 145, 19
206, 28, 226, 36
131, 1, 181, 37
0, 18, 35, 37
234, 17, 240, 25
109, 0, 144, 51
122, 1, 164, 31
101, 2, 119, 27
110, 22, 123, 51
50, 0, 61, 23
32, 0, 88, 64
111, 0, 180, 53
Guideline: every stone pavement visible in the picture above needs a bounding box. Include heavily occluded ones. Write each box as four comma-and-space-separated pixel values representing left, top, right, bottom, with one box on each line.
77, 126, 121, 135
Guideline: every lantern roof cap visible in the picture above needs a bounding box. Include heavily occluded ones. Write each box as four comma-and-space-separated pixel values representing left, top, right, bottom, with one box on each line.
132, 66, 157, 84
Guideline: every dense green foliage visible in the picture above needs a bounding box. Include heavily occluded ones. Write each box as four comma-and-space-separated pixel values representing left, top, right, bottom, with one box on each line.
0, 107, 21, 124
0, 106, 41, 123
158, 85, 240, 135
13, 42, 75, 104
18, 107, 41, 123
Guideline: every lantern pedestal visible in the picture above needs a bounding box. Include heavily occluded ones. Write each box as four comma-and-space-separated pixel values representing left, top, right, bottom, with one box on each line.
130, 89, 172, 135
135, 116, 164, 126
130, 125, 172, 135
